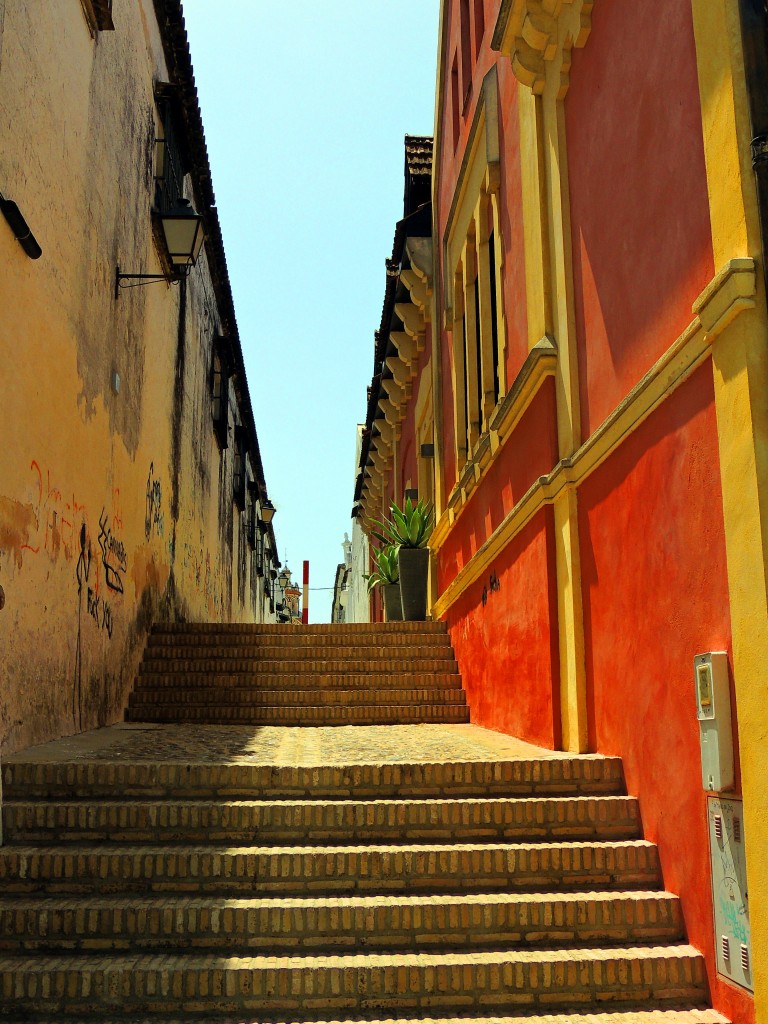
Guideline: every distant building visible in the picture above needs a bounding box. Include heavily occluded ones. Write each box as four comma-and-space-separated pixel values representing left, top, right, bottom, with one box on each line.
331, 536, 352, 624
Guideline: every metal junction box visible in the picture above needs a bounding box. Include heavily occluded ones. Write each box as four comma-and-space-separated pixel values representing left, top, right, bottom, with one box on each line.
708, 796, 753, 993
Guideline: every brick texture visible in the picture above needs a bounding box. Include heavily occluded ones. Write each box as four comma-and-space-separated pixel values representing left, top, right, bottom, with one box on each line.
0, 624, 727, 1022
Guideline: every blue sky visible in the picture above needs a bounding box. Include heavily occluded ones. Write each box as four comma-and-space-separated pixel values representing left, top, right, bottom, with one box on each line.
181, 1, 440, 621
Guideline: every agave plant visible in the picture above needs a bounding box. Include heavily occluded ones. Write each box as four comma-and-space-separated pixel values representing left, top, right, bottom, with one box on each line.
365, 543, 400, 592
373, 496, 434, 549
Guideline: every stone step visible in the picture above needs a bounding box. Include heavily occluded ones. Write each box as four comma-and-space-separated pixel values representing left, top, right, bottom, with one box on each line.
138, 655, 458, 672
133, 671, 462, 690
147, 633, 454, 649
0, 1010, 732, 1024
128, 687, 467, 709
2, 757, 625, 802
0, 890, 684, 954
0, 840, 661, 896
125, 705, 472, 725
152, 622, 448, 635
2, 796, 640, 845
0, 945, 709, 1017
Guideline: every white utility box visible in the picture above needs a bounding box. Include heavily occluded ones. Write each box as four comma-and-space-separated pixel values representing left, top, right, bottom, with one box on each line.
694, 651, 734, 792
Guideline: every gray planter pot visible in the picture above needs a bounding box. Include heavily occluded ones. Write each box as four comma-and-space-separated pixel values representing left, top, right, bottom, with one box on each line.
382, 582, 403, 621
398, 547, 429, 621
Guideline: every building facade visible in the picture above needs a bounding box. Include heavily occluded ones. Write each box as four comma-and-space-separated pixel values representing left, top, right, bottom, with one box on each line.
356, 2, 768, 1021
0, 0, 281, 757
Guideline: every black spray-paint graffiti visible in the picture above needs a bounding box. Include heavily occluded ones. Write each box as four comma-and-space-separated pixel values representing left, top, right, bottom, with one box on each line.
87, 587, 114, 639
75, 523, 92, 595
481, 570, 501, 608
144, 462, 164, 540
98, 508, 127, 593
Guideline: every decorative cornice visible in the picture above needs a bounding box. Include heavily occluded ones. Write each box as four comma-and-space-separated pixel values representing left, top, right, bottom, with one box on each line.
491, 0, 594, 95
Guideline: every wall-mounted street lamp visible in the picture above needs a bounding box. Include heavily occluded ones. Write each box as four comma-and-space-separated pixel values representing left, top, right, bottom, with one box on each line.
260, 499, 276, 525
115, 198, 205, 297
0, 192, 42, 259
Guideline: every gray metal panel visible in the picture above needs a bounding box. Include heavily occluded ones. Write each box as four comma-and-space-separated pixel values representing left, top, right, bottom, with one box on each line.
708, 795, 753, 993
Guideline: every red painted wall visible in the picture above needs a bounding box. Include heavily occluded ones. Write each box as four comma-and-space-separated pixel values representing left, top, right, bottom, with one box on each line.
448, 507, 560, 747
566, 0, 714, 439
438, 379, 558, 589
579, 362, 750, 1023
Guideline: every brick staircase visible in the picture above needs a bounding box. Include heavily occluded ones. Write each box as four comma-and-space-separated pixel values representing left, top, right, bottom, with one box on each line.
126, 622, 470, 725
0, 622, 726, 1023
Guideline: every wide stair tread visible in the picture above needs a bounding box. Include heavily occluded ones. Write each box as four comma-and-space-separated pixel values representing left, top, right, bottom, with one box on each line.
0, 889, 684, 953
0, 839, 662, 895
2, 795, 642, 844
0, 945, 708, 1015
0, 1012, 731, 1024
0, 1011, 731, 1024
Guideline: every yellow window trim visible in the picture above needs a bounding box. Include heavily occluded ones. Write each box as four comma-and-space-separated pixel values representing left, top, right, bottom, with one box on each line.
430, 258, 756, 616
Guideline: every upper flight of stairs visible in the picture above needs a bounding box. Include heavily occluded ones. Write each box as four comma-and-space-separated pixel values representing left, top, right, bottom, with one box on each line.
0, 619, 727, 1023
127, 622, 470, 726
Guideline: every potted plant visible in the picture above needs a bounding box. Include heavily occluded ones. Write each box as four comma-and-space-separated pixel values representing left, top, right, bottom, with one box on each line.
365, 543, 403, 621
374, 497, 433, 621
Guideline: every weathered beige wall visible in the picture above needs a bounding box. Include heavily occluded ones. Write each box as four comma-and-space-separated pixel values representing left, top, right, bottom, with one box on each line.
0, 0, 273, 756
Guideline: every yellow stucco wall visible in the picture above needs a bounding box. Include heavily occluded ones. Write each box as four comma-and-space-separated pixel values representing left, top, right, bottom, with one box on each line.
691, 1, 768, 1015
0, 0, 273, 756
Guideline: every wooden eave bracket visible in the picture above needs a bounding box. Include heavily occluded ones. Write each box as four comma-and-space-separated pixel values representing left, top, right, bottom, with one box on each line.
395, 301, 426, 343
385, 355, 413, 393
406, 237, 434, 287
390, 331, 417, 368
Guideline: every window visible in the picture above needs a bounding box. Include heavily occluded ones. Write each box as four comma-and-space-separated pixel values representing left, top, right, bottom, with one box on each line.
210, 337, 230, 450
233, 426, 247, 511
246, 482, 258, 548
473, 0, 485, 60
154, 87, 186, 216
460, 0, 472, 102
451, 54, 460, 151
255, 526, 265, 577
444, 68, 506, 474
80, 0, 114, 33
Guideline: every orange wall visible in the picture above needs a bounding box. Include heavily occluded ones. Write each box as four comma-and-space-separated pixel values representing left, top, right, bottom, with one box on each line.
579, 362, 750, 1022
447, 508, 560, 747
565, 0, 714, 438
438, 380, 558, 588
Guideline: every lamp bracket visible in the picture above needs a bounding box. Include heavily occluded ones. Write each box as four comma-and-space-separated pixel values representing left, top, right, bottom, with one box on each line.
115, 265, 185, 299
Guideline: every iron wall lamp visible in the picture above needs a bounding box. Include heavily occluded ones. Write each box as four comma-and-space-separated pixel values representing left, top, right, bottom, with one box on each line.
115, 198, 205, 297
0, 192, 42, 259
260, 499, 276, 525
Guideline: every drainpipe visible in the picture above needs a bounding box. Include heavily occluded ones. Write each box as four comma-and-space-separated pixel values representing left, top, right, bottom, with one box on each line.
739, 0, 768, 301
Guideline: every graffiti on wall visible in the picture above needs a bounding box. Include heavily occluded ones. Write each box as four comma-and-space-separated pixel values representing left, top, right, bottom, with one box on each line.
21, 459, 88, 563
144, 462, 164, 540
97, 507, 127, 594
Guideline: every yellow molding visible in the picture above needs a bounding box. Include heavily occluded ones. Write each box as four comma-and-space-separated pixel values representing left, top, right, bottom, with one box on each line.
430, 335, 558, 550
431, 260, 756, 619
692, 257, 756, 336
692, 1, 768, 1013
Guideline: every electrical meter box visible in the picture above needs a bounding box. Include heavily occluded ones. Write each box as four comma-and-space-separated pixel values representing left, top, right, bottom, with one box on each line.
694, 652, 734, 792
708, 796, 753, 992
